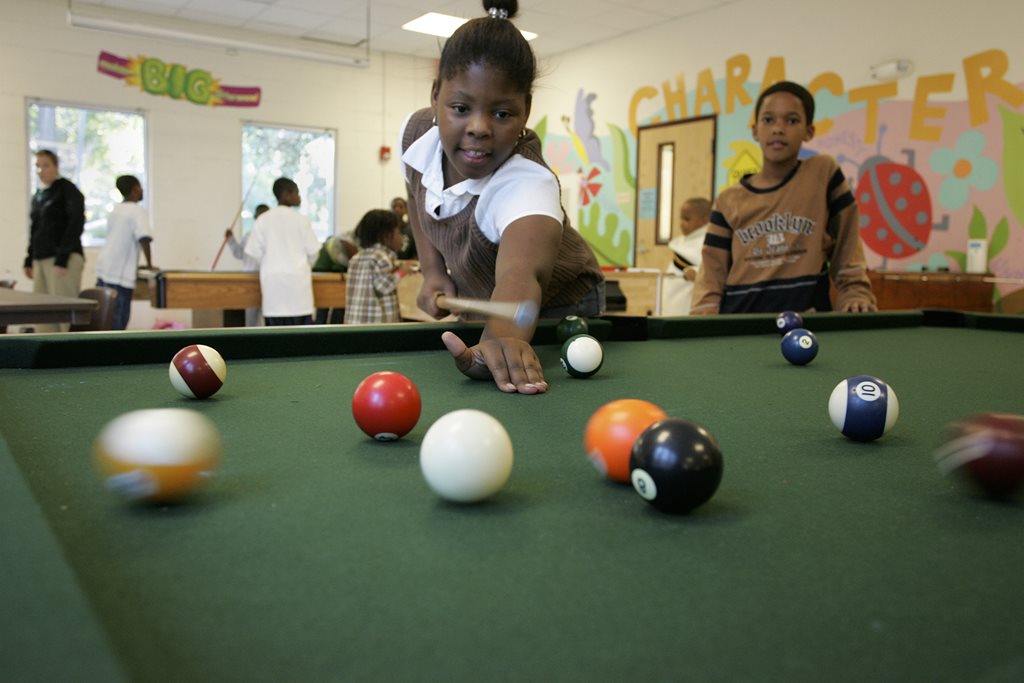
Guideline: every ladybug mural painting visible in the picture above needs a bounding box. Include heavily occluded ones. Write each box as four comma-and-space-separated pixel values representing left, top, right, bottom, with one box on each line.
841, 125, 949, 268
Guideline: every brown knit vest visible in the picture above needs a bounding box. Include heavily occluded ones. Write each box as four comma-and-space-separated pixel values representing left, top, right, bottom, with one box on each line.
402, 108, 603, 308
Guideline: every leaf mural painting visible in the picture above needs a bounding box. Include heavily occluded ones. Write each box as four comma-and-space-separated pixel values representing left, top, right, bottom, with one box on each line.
945, 206, 1010, 273
1000, 106, 1024, 226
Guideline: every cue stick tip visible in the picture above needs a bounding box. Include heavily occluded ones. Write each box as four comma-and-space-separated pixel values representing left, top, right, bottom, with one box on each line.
513, 300, 539, 329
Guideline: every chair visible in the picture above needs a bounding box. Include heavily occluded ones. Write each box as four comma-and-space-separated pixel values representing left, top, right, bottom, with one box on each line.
999, 287, 1024, 315
70, 288, 117, 331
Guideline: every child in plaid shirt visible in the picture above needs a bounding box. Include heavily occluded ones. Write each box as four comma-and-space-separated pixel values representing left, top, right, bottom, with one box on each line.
343, 210, 409, 324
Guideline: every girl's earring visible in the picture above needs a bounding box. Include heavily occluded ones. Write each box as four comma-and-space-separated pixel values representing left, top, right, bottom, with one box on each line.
519, 128, 527, 139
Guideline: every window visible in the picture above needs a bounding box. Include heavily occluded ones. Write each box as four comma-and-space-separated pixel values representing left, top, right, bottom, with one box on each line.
240, 123, 336, 241
27, 100, 147, 247
656, 143, 675, 244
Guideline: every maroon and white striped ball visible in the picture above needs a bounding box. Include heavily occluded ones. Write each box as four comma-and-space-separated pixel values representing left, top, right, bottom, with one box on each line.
169, 344, 227, 399
934, 413, 1024, 498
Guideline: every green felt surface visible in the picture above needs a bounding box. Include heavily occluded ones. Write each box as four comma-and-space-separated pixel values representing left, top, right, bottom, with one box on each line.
0, 434, 128, 683
2, 316, 1023, 682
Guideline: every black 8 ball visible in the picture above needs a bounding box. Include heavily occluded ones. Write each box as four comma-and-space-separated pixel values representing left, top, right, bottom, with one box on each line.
629, 418, 723, 513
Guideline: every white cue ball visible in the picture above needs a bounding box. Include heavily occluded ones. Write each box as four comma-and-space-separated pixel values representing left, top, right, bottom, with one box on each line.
93, 408, 222, 502
419, 409, 514, 503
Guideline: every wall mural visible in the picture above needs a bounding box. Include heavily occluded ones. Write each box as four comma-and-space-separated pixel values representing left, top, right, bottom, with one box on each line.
97, 51, 261, 107
536, 48, 1024, 308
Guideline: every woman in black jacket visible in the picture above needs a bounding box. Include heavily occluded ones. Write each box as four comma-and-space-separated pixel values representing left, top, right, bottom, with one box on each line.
23, 150, 86, 331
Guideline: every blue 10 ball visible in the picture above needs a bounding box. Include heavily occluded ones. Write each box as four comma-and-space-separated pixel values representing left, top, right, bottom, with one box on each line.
828, 375, 900, 442
781, 328, 819, 365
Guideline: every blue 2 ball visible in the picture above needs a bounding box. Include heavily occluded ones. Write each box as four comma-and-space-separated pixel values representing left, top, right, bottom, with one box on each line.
776, 310, 803, 335
781, 328, 819, 365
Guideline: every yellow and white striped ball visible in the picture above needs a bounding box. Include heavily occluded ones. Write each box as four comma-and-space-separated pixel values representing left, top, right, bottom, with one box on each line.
93, 408, 222, 502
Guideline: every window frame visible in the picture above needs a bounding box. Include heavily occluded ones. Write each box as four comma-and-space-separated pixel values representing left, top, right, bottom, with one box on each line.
25, 97, 149, 248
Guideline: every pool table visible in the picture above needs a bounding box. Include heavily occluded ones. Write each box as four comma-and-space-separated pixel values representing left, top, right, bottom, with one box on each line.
2, 312, 1023, 682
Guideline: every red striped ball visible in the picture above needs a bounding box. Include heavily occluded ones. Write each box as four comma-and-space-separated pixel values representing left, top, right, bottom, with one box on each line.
169, 344, 227, 399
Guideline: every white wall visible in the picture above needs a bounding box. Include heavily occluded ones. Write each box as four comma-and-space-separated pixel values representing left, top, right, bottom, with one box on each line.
523, 0, 1024, 299
531, 0, 1022, 127
0, 0, 436, 297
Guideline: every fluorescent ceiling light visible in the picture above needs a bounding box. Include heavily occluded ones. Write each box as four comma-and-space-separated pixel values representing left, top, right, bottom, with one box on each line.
402, 12, 537, 40
66, 1, 368, 67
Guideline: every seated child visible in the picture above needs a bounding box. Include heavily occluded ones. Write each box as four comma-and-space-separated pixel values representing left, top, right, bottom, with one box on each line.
343, 209, 408, 324
662, 197, 710, 316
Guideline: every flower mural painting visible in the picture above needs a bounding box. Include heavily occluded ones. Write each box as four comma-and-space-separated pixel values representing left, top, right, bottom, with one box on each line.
579, 167, 603, 206
930, 130, 998, 210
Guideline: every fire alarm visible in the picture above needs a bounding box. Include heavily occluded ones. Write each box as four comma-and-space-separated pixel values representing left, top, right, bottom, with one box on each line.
379, 145, 392, 162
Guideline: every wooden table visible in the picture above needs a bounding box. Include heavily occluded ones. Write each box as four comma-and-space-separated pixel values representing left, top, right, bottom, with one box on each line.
603, 268, 663, 316
148, 270, 346, 310
143, 268, 673, 325
145, 270, 437, 326
868, 271, 993, 312
0, 289, 96, 330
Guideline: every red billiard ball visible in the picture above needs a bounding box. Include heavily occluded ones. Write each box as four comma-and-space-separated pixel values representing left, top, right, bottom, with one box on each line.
169, 344, 227, 399
934, 413, 1024, 498
352, 371, 421, 441
584, 399, 667, 483
629, 418, 724, 513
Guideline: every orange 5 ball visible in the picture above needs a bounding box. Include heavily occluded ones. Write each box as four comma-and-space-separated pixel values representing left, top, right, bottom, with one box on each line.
584, 399, 667, 483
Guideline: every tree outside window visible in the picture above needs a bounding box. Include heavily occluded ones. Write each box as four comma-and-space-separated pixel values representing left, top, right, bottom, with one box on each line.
241, 124, 336, 241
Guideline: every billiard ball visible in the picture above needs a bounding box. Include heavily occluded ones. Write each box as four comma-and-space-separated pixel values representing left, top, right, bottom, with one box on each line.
934, 413, 1024, 498
352, 371, 421, 441
781, 328, 819, 365
420, 409, 513, 503
556, 315, 590, 343
776, 310, 803, 335
629, 418, 723, 513
169, 344, 227, 399
93, 408, 222, 502
560, 334, 603, 378
828, 375, 900, 442
584, 399, 667, 483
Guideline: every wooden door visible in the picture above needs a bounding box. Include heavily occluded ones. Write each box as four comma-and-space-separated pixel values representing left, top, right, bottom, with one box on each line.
634, 116, 716, 270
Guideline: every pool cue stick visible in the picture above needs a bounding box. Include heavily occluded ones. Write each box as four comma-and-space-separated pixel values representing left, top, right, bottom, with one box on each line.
435, 294, 539, 329
210, 175, 259, 271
